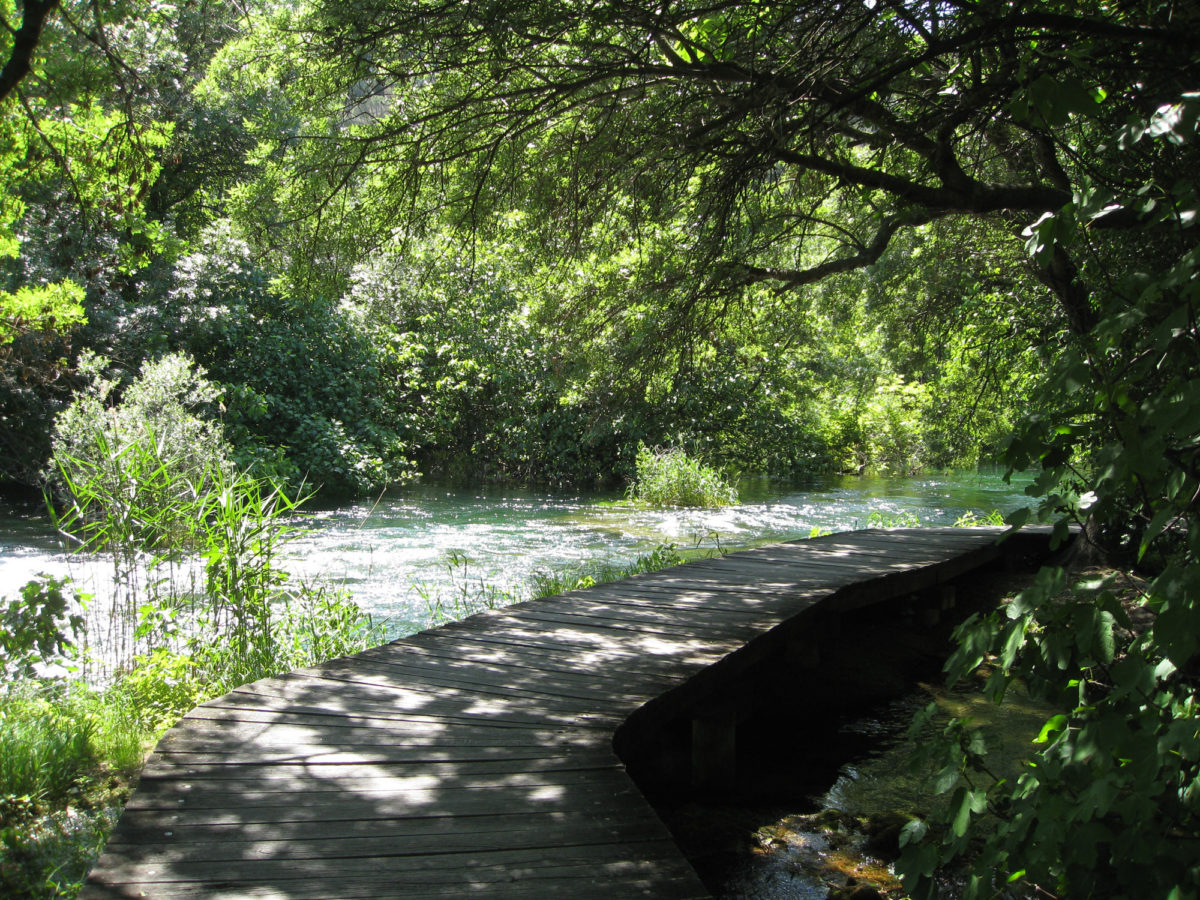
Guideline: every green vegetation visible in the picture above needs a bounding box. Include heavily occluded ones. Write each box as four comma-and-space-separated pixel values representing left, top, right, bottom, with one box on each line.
529, 545, 688, 597
0, 1, 1196, 897
2, 353, 385, 896
1, 690, 94, 806
417, 544, 689, 625
628, 445, 738, 508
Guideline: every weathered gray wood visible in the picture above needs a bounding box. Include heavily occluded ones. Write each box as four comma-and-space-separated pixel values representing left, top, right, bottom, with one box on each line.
85, 527, 1059, 899
88, 848, 710, 900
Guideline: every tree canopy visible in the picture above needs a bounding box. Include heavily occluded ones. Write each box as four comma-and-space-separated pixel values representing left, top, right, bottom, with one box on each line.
0, 4, 1198, 892
274, 0, 1199, 334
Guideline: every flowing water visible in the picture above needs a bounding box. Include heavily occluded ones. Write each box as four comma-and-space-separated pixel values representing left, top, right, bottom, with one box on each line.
0, 471, 1030, 637
1, 471, 1043, 898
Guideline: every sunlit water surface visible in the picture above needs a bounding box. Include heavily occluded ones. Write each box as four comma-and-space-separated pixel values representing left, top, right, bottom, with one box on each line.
0, 471, 1030, 637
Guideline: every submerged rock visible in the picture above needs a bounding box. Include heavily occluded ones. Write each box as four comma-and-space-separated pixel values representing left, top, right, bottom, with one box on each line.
829, 883, 886, 900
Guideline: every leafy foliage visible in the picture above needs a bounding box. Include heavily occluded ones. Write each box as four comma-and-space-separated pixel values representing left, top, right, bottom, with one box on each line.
897, 92, 1200, 900
165, 224, 414, 494
0, 576, 84, 680
49, 351, 231, 552
0, 689, 95, 808
628, 445, 738, 508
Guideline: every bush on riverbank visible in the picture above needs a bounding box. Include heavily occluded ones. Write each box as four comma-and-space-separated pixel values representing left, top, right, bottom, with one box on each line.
0, 572, 385, 898
1, 353, 391, 898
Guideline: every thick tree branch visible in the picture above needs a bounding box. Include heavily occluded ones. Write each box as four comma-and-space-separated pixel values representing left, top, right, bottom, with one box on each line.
771, 146, 1070, 215
737, 208, 939, 290
0, 0, 58, 103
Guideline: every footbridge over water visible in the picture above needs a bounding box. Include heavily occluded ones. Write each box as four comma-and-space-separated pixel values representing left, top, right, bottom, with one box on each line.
84, 526, 1065, 899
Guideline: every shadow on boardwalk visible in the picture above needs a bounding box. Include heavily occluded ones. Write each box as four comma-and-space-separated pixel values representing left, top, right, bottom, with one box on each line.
84, 527, 1063, 899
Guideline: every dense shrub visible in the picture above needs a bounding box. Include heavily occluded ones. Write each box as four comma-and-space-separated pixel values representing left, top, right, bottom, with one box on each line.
48, 351, 231, 540
347, 234, 628, 484
156, 223, 414, 495
628, 444, 738, 508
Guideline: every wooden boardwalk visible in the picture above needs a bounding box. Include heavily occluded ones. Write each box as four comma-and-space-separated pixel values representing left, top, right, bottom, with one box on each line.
84, 527, 1060, 899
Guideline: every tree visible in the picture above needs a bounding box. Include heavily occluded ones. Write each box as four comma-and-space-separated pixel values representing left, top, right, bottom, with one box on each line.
267, 3, 1200, 895
266, 0, 1197, 336
0, 0, 241, 485
894, 94, 1200, 899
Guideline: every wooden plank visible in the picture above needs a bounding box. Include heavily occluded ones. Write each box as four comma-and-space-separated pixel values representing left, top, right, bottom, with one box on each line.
546, 583, 826, 620
681, 550, 938, 580
84, 527, 1062, 900
184, 694, 613, 737
173, 706, 604, 746
401, 630, 716, 683
253, 665, 645, 715
104, 817, 676, 865
107, 814, 676, 853
345, 644, 682, 700
124, 775, 644, 817
520, 590, 793, 627
87, 876, 709, 900
749, 531, 998, 561
413, 623, 727, 678
610, 566, 823, 591
276, 660, 644, 714
221, 675, 624, 731
500, 604, 773, 645
115, 777, 648, 830
88, 846, 710, 899
442, 613, 732, 657
87, 838, 704, 883
374, 632, 691, 683
87, 868, 709, 900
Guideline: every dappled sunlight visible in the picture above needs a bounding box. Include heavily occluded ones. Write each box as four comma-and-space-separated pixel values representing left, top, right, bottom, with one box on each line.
87, 528, 1058, 898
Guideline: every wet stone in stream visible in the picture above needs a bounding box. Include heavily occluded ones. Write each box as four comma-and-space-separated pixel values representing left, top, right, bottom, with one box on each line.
725, 808, 903, 899
659, 704, 916, 900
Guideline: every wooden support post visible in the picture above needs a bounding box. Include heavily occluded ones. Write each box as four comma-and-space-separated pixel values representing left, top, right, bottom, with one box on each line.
786, 636, 820, 669
919, 599, 941, 627
692, 706, 737, 792
940, 584, 957, 611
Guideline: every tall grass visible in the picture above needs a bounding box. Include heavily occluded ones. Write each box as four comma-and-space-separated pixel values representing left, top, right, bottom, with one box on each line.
415, 551, 522, 624
528, 545, 686, 597
627, 445, 738, 508
0, 691, 95, 805
3, 353, 389, 898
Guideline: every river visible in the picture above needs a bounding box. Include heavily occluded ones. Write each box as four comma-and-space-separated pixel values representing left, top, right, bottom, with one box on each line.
0, 470, 1030, 638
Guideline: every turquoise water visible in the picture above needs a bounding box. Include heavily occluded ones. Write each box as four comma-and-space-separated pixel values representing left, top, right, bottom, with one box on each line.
0, 471, 1031, 637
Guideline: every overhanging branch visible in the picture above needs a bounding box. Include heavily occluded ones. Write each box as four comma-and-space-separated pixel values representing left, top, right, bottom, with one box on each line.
0, 0, 58, 103
737, 208, 939, 289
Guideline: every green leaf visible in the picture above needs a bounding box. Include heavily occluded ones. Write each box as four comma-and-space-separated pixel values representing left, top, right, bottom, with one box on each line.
1034, 714, 1068, 745
934, 762, 961, 794
950, 787, 988, 838
1005, 507, 1031, 529
1139, 506, 1176, 560
899, 818, 928, 848
897, 841, 940, 881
